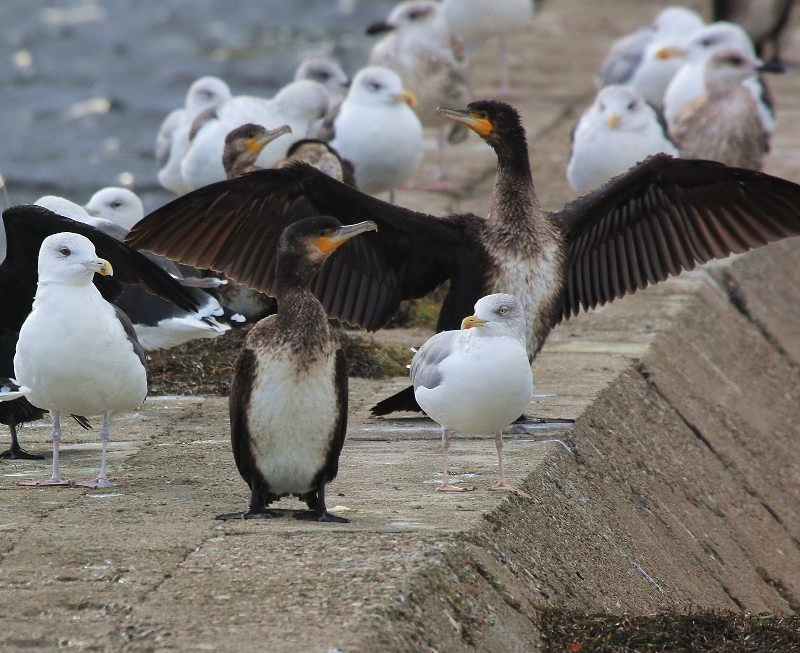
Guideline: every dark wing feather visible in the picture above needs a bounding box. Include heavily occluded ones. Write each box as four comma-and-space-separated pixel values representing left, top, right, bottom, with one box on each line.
126, 163, 482, 330
1, 205, 199, 333
553, 154, 800, 320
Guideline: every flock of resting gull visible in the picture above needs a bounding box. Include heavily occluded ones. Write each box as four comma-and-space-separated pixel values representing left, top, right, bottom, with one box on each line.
0, 0, 798, 521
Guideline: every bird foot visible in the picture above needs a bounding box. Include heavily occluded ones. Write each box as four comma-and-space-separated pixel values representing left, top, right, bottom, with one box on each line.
292, 510, 349, 523
16, 478, 71, 487
0, 447, 45, 460
72, 478, 114, 489
489, 481, 532, 499
436, 483, 476, 493
215, 509, 283, 521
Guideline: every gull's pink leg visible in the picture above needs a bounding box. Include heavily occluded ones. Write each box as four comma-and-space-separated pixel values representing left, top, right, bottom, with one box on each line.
17, 412, 71, 487
436, 427, 475, 493
74, 411, 114, 489
489, 431, 531, 499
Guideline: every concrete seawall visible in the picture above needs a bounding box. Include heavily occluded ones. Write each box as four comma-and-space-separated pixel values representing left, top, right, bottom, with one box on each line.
361, 242, 800, 652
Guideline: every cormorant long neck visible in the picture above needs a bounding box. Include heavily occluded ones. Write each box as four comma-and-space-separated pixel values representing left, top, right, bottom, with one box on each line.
273, 251, 329, 343
487, 127, 545, 249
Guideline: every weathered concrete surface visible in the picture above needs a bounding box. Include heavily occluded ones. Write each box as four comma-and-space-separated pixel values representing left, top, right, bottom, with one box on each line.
2, 0, 800, 651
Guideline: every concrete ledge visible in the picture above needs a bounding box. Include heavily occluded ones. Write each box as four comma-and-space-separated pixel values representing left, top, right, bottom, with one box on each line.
341, 243, 800, 651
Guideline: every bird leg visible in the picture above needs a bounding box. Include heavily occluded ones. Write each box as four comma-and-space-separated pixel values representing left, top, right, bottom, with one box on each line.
293, 481, 348, 523
17, 412, 70, 486
73, 411, 114, 489
1, 419, 44, 460
215, 478, 282, 520
489, 431, 531, 499
436, 428, 475, 493
407, 126, 459, 193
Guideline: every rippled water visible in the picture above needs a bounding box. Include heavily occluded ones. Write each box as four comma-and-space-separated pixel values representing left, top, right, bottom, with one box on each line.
0, 0, 395, 210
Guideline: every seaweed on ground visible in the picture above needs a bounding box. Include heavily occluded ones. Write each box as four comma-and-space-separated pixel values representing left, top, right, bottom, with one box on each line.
539, 610, 800, 652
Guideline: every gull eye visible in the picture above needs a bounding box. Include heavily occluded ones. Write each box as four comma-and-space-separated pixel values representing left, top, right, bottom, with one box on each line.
627, 101, 636, 111
368, 81, 382, 91
58, 246, 71, 256
498, 306, 508, 315
111, 200, 122, 209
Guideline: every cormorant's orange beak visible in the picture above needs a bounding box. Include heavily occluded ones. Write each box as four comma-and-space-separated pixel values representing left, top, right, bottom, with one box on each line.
247, 124, 292, 154
317, 220, 378, 253
436, 106, 493, 137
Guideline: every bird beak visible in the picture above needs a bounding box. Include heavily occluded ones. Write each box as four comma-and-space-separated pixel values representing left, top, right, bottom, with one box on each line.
366, 20, 395, 35
461, 314, 488, 329
87, 258, 113, 276
758, 59, 786, 74
606, 113, 619, 129
393, 89, 417, 107
436, 106, 493, 137
248, 124, 292, 153
317, 220, 378, 253
654, 46, 686, 60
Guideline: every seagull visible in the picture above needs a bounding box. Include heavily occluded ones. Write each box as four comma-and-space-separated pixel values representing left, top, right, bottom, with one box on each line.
294, 56, 350, 106
670, 48, 771, 170
180, 79, 330, 190
123, 100, 800, 418
83, 186, 144, 233
713, 0, 794, 64
662, 21, 774, 132
598, 6, 705, 100
156, 75, 232, 195
367, 0, 471, 186
329, 66, 423, 197
216, 216, 377, 522
367, 0, 471, 131
35, 195, 236, 350
567, 84, 678, 195
0, 205, 199, 461
411, 293, 533, 496
4, 233, 148, 488
441, 0, 536, 97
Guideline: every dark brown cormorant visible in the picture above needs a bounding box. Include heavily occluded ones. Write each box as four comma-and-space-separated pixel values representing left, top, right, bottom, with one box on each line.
0, 205, 199, 458
222, 123, 293, 179
216, 216, 377, 522
125, 100, 800, 415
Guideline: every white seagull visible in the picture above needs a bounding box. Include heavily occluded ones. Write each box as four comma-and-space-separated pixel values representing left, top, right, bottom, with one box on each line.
567, 84, 678, 195
329, 66, 423, 197
599, 6, 705, 104
9, 232, 148, 488
35, 195, 234, 350
662, 21, 773, 133
156, 75, 232, 196
294, 56, 350, 106
84, 186, 145, 233
180, 79, 331, 190
411, 293, 533, 497
367, 0, 471, 186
